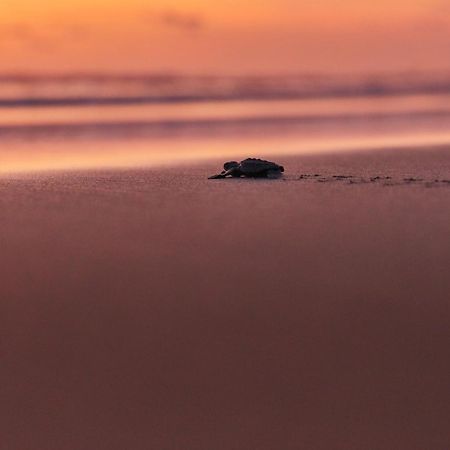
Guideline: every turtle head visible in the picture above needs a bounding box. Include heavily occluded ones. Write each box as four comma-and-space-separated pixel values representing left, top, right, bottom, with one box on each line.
224, 161, 239, 171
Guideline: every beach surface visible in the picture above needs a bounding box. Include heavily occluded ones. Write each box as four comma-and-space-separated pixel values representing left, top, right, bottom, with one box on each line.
1, 147, 449, 449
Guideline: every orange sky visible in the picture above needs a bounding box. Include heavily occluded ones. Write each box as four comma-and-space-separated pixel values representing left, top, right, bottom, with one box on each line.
1, 0, 449, 74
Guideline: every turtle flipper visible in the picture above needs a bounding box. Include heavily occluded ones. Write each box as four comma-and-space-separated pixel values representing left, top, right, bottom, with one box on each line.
208, 169, 237, 179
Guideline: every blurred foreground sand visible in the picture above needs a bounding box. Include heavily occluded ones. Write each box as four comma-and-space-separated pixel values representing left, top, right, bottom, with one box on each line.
1, 148, 449, 449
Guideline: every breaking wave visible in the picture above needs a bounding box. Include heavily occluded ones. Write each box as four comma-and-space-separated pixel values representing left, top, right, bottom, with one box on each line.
0, 72, 449, 107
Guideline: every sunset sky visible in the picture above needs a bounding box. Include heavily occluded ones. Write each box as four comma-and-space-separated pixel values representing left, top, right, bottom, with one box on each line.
1, 0, 449, 74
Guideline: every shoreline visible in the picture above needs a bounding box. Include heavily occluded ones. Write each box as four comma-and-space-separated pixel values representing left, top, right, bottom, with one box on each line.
2, 140, 450, 176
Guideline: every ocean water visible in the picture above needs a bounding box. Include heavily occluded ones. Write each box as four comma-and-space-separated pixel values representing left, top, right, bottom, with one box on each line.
1, 73, 450, 173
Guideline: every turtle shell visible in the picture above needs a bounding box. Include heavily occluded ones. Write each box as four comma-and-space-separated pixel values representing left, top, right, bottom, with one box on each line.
239, 158, 283, 175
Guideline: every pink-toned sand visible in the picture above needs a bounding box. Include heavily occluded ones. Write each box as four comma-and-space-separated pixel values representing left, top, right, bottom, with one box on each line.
1, 148, 449, 450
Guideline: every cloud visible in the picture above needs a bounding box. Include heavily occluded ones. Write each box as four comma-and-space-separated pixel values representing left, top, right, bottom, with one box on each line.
0, 23, 53, 52
159, 10, 206, 32
0, 22, 90, 50
0, 24, 35, 42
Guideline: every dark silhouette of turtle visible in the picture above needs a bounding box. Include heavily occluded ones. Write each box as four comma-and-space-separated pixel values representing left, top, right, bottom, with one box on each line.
208, 158, 285, 179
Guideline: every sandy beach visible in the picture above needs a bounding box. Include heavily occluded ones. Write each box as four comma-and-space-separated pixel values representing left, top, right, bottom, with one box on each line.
1, 147, 449, 449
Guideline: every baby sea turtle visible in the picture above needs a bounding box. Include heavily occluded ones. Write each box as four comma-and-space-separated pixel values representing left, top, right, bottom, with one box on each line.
208, 158, 285, 179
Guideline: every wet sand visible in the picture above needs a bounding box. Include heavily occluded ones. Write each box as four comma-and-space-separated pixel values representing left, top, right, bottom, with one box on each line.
1, 147, 449, 449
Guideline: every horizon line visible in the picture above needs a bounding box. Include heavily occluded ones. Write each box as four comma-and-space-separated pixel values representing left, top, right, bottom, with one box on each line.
1, 68, 450, 81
